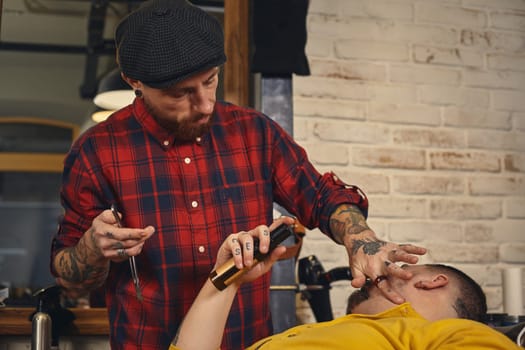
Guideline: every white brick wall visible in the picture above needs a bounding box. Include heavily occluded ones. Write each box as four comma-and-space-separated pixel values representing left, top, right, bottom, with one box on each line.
294, 0, 525, 321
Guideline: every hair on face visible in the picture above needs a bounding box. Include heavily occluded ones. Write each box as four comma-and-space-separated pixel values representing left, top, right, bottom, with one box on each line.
425, 264, 487, 322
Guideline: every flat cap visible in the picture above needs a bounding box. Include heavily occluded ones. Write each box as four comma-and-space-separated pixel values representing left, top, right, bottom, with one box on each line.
115, 0, 226, 88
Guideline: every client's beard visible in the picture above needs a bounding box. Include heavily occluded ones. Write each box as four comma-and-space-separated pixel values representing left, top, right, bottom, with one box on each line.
146, 104, 213, 142
346, 286, 370, 314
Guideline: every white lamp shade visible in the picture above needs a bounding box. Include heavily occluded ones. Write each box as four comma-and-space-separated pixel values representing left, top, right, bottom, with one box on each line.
93, 90, 135, 110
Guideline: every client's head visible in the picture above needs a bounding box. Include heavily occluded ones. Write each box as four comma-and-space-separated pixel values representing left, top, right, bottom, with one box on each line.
347, 264, 487, 322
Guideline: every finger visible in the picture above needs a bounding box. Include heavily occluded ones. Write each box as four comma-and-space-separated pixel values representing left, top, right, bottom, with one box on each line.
104, 226, 153, 242
389, 248, 420, 265
375, 278, 405, 304
237, 232, 255, 267
258, 226, 271, 254
384, 260, 413, 280
350, 270, 368, 288
116, 248, 128, 258
229, 234, 244, 269
399, 243, 427, 255
98, 226, 155, 250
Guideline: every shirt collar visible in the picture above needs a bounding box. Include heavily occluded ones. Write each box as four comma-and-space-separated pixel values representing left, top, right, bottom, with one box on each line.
131, 97, 208, 148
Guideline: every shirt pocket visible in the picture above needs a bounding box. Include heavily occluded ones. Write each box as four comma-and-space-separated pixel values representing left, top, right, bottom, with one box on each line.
217, 180, 274, 229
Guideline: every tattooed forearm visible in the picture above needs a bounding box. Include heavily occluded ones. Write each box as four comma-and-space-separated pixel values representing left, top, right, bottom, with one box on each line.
330, 204, 370, 243
351, 239, 386, 256
57, 246, 109, 286
55, 228, 109, 291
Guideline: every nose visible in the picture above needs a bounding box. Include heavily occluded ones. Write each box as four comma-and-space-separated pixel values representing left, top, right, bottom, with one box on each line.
192, 87, 214, 115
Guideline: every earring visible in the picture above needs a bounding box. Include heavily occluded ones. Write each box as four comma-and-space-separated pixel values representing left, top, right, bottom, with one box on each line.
134, 89, 143, 98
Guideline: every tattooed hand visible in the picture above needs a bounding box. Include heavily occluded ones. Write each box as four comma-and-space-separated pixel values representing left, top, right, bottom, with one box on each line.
54, 209, 155, 293
329, 204, 427, 304
213, 216, 294, 287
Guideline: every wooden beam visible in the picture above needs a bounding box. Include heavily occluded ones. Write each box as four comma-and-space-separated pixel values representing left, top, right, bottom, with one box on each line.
223, 0, 250, 107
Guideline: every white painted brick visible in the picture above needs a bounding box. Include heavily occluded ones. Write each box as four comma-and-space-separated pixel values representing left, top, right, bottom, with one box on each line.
368, 103, 441, 126
313, 121, 390, 144
352, 146, 426, 169
468, 130, 525, 152
308, 59, 387, 82
443, 107, 511, 130
425, 242, 499, 263
413, 45, 484, 68
506, 197, 525, 218
469, 176, 525, 196
465, 223, 494, 243
463, 0, 525, 11
388, 23, 458, 46
305, 35, 334, 58
390, 65, 461, 85
335, 39, 409, 61
293, 0, 525, 315
466, 221, 525, 243
307, 0, 340, 16
416, 3, 487, 28
392, 174, 465, 195
493, 90, 525, 112
499, 243, 525, 263
393, 128, 465, 148
293, 118, 308, 141
334, 170, 390, 194
339, 62, 388, 83
515, 112, 525, 131
389, 221, 463, 242
367, 84, 417, 103
331, 282, 353, 318
429, 151, 501, 172
418, 85, 489, 107
463, 70, 525, 90
483, 286, 503, 311
309, 16, 458, 46
488, 53, 525, 72
294, 76, 368, 100
307, 14, 347, 38
494, 220, 525, 242
367, 195, 427, 218
491, 12, 525, 32
366, 220, 388, 240
460, 29, 525, 52
293, 96, 367, 121
303, 142, 350, 166
430, 198, 502, 219
458, 264, 502, 286
340, 0, 414, 21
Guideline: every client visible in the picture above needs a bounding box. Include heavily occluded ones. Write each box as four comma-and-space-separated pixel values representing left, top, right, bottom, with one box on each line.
171, 217, 519, 350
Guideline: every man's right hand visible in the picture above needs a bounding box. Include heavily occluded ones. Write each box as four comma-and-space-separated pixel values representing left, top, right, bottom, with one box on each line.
89, 209, 156, 262
53, 209, 155, 295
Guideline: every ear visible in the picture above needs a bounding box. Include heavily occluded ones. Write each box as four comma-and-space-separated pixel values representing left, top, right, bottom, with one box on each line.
414, 274, 449, 290
121, 72, 141, 90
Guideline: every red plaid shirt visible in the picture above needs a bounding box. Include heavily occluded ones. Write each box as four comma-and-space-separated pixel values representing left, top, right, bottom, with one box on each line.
51, 98, 368, 349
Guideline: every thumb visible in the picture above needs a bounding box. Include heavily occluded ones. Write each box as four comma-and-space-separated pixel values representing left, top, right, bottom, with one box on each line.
350, 270, 367, 288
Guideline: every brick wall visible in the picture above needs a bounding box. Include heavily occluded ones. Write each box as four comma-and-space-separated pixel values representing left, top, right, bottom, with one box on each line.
294, 0, 525, 322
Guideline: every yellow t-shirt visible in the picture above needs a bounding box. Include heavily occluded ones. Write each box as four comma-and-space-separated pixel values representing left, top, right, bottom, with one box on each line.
247, 303, 520, 350
169, 303, 520, 350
